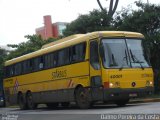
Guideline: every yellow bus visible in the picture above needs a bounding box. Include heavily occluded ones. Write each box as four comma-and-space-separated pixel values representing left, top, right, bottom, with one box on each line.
3, 31, 154, 109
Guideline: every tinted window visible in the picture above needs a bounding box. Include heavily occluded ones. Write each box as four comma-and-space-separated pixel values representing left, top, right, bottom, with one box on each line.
22, 60, 30, 74
15, 63, 21, 75
33, 57, 40, 71
5, 42, 86, 78
71, 43, 86, 63
102, 39, 130, 68
44, 54, 51, 69
90, 40, 100, 70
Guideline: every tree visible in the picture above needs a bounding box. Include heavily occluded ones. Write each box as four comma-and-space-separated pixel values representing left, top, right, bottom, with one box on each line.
7, 35, 57, 60
97, 0, 119, 18
63, 9, 112, 36
0, 48, 7, 80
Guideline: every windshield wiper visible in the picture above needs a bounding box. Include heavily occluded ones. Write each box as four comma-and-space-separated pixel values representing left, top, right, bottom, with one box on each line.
119, 50, 129, 71
109, 54, 118, 67
129, 49, 144, 70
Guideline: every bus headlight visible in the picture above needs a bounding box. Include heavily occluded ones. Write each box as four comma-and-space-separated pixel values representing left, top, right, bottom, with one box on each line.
109, 83, 114, 88
109, 82, 120, 88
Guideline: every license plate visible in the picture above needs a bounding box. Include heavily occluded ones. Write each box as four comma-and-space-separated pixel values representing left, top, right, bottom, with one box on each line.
129, 93, 137, 97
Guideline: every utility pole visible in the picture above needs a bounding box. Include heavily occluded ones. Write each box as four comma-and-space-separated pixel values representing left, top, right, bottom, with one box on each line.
147, 0, 149, 4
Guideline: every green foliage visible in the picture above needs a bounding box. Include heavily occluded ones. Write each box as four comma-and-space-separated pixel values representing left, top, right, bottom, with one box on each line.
6, 35, 57, 60
0, 48, 7, 80
63, 9, 112, 36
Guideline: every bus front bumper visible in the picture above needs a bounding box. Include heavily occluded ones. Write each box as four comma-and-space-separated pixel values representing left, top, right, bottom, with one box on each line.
103, 87, 154, 101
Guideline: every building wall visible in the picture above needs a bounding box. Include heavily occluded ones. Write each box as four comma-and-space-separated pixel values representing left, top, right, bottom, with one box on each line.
52, 24, 58, 38
43, 15, 53, 39
35, 15, 67, 40
36, 27, 45, 39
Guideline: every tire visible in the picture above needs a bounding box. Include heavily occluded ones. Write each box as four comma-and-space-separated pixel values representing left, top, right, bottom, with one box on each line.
115, 99, 129, 107
18, 93, 27, 110
61, 102, 70, 108
47, 103, 59, 109
26, 92, 37, 110
75, 87, 91, 109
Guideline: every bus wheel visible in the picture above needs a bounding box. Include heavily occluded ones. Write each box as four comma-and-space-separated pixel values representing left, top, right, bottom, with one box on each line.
61, 102, 70, 108
26, 92, 37, 110
18, 93, 27, 110
75, 87, 91, 109
47, 103, 59, 109
115, 99, 129, 107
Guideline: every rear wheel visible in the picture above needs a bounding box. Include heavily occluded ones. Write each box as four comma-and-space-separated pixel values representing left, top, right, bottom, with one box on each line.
75, 87, 91, 109
115, 99, 129, 107
18, 93, 27, 110
26, 92, 37, 110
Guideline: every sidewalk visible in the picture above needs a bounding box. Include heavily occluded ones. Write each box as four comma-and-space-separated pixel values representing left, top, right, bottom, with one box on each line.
130, 96, 160, 103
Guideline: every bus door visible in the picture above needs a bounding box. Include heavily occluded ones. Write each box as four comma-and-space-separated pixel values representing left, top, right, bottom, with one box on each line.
89, 39, 103, 101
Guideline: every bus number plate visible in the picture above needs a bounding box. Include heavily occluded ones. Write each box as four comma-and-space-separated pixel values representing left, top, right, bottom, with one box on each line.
129, 93, 137, 97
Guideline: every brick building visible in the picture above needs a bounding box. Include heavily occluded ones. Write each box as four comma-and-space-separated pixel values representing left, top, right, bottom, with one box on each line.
36, 15, 67, 39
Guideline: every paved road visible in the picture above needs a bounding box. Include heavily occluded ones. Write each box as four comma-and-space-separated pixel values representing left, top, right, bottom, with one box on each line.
0, 102, 160, 120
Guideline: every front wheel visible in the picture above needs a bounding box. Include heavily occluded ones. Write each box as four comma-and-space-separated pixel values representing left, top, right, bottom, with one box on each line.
75, 87, 91, 109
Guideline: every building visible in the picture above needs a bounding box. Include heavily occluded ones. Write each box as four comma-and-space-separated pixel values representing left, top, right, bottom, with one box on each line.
36, 15, 67, 39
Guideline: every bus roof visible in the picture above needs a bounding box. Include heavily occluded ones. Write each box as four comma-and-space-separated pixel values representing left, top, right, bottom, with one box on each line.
5, 31, 144, 66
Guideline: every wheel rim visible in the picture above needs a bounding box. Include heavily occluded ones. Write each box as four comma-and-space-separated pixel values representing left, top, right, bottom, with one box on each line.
76, 88, 90, 109
79, 92, 87, 104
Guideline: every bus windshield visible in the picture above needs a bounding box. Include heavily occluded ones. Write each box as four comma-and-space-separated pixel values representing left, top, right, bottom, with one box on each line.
101, 38, 150, 69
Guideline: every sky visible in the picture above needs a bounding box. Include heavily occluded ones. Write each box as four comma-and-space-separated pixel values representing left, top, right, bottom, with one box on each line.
0, 0, 159, 46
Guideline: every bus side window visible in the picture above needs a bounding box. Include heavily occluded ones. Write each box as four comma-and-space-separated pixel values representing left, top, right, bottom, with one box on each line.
33, 57, 40, 71
90, 40, 100, 70
53, 52, 58, 67
23, 60, 30, 74
44, 54, 51, 69
10, 65, 14, 76
57, 50, 64, 66
5, 66, 9, 77
57, 48, 70, 66
71, 42, 86, 63
64, 48, 70, 65
39, 56, 44, 69
15, 63, 22, 75
29, 59, 33, 72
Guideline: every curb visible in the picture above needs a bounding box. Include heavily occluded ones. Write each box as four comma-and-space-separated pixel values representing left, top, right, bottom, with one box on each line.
130, 98, 160, 104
